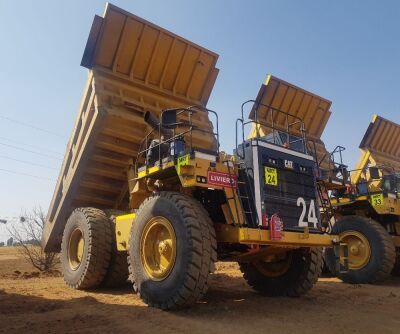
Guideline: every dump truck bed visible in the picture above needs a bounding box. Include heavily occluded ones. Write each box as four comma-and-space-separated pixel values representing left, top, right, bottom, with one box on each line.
248, 75, 332, 170
359, 114, 400, 169
353, 115, 400, 182
43, 4, 219, 252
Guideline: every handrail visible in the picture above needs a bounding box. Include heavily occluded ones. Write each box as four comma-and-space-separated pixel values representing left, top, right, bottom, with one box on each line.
134, 106, 220, 175
330, 165, 400, 200
236, 100, 308, 159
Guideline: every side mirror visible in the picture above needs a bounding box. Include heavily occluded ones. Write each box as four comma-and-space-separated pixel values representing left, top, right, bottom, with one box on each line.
369, 167, 380, 180
161, 109, 177, 129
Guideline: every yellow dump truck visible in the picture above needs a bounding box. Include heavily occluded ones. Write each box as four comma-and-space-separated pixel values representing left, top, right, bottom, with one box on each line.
325, 115, 400, 283
43, 4, 347, 309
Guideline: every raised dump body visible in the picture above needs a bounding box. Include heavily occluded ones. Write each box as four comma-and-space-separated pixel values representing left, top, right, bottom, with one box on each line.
247, 75, 332, 171
352, 115, 400, 183
43, 4, 219, 251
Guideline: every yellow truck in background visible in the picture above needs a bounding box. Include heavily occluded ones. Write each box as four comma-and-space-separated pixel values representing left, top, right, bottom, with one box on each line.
325, 115, 400, 283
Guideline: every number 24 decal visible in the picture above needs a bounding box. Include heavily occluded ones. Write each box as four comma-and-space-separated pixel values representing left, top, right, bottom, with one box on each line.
297, 197, 318, 228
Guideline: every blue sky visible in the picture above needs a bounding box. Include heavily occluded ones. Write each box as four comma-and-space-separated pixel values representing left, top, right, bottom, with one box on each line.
0, 1, 399, 241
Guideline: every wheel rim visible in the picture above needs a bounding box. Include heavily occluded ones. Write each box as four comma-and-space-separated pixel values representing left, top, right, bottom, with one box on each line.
340, 230, 371, 270
253, 252, 292, 277
68, 228, 85, 271
140, 216, 177, 281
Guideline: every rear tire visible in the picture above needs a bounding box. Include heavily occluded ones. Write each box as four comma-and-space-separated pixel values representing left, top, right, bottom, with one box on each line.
325, 216, 395, 283
101, 213, 129, 288
239, 248, 323, 297
321, 248, 334, 277
392, 248, 400, 277
128, 192, 217, 310
61, 208, 112, 289
101, 250, 129, 288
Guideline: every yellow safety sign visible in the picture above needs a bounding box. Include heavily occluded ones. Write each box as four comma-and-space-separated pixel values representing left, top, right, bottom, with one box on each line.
265, 167, 278, 186
370, 193, 384, 206
176, 154, 190, 175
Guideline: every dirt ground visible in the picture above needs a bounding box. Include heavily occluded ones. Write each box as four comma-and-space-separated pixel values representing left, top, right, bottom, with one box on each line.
0, 247, 399, 334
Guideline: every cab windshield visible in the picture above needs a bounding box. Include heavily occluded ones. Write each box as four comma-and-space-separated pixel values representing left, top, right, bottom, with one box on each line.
261, 131, 306, 154
382, 173, 400, 194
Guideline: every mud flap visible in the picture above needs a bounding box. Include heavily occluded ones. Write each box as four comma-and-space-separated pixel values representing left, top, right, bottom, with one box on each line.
333, 242, 349, 274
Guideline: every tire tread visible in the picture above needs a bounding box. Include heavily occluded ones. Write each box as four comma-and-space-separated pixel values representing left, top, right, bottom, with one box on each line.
127, 191, 216, 309
61, 207, 112, 289
240, 248, 322, 297
326, 215, 395, 283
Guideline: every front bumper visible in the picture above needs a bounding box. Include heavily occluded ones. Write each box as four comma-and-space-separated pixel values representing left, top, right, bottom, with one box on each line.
216, 224, 349, 272
216, 224, 340, 247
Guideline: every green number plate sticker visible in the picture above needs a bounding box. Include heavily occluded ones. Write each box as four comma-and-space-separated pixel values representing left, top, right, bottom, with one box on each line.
370, 193, 383, 206
264, 167, 278, 186
176, 154, 190, 175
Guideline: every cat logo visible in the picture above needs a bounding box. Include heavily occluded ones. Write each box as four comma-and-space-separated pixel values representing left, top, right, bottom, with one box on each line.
284, 160, 293, 169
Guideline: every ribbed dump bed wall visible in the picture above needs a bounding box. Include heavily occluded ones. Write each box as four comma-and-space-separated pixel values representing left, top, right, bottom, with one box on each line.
360, 115, 400, 159
249, 75, 332, 170
81, 4, 219, 105
43, 4, 219, 252
355, 115, 400, 173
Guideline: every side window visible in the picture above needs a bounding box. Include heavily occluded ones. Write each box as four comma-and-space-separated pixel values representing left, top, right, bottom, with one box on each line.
263, 133, 281, 145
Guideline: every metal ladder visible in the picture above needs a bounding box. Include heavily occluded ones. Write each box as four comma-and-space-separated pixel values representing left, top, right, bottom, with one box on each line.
316, 181, 336, 232
224, 160, 257, 227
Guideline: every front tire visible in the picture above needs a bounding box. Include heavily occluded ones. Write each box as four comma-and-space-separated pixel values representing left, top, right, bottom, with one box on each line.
128, 192, 217, 310
61, 208, 112, 289
325, 216, 395, 283
239, 248, 323, 297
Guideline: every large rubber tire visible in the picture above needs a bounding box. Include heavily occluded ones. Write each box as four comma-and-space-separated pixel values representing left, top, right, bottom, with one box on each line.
101, 214, 129, 288
128, 192, 217, 310
321, 248, 333, 277
391, 248, 400, 277
325, 216, 395, 283
61, 208, 112, 289
239, 248, 323, 297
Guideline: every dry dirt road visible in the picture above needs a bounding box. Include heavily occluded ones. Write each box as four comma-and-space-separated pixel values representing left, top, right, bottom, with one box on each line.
1, 247, 399, 334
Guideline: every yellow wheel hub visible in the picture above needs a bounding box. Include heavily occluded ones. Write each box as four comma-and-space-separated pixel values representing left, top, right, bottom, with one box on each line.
140, 216, 177, 281
68, 228, 85, 271
254, 252, 292, 277
340, 230, 371, 270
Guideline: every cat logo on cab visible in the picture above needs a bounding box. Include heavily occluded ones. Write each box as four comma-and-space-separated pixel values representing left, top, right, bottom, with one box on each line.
284, 160, 293, 169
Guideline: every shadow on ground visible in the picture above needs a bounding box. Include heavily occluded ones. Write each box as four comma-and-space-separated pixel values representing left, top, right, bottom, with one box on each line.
1, 273, 400, 334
